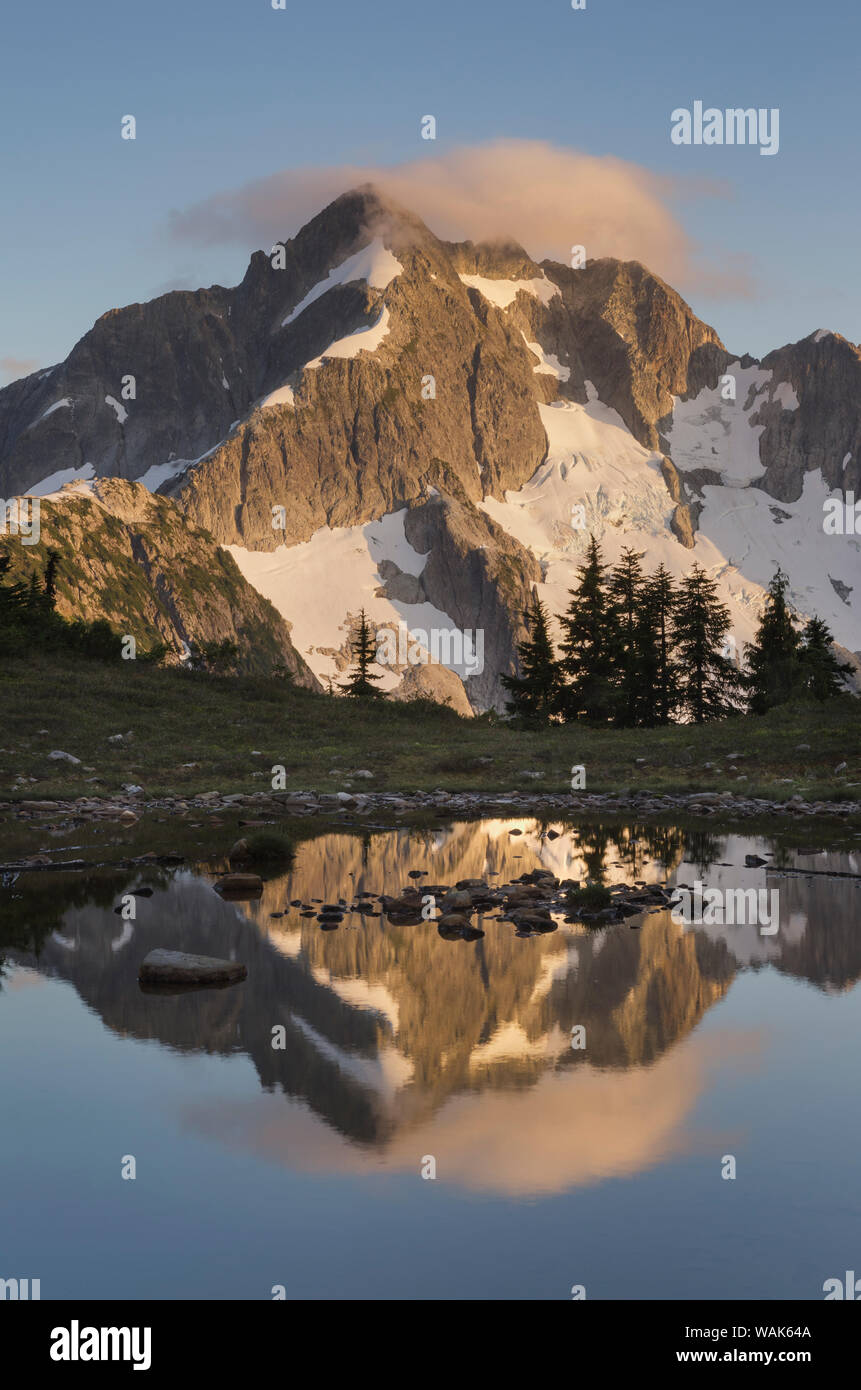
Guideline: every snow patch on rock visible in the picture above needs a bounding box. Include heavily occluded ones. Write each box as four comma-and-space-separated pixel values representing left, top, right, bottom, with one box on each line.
666, 363, 770, 485
282, 238, 403, 328
27, 463, 96, 496
305, 307, 392, 367
521, 335, 570, 381
459, 273, 560, 310
260, 383, 296, 410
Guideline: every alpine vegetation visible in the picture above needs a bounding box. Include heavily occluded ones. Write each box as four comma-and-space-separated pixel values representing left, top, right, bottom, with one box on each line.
501, 537, 849, 726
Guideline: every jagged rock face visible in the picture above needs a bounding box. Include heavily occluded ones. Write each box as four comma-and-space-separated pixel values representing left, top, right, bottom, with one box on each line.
0, 479, 318, 683
2, 184, 860, 705
0, 288, 250, 499
756, 334, 861, 502
403, 493, 541, 710
168, 201, 550, 550
501, 257, 726, 443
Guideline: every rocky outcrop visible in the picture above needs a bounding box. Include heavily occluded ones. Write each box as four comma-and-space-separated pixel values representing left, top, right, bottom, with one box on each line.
390, 660, 473, 716
3, 184, 860, 706
755, 333, 861, 502
165, 197, 549, 550
403, 492, 541, 709
0, 479, 318, 682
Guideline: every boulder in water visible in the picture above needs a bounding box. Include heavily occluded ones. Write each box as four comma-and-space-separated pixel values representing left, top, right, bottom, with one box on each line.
139, 949, 247, 986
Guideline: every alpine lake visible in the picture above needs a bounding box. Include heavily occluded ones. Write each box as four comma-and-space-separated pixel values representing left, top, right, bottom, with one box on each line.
2, 807, 860, 1301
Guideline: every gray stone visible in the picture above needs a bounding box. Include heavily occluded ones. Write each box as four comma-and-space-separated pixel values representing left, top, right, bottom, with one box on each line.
139, 950, 247, 986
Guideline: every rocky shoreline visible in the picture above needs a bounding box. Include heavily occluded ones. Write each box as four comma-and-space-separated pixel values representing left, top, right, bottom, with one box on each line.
3, 784, 860, 828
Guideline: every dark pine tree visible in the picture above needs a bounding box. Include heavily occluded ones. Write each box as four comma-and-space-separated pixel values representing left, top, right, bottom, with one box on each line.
608, 546, 646, 726
743, 567, 803, 713
341, 608, 383, 697
558, 534, 618, 723
798, 616, 853, 700
640, 563, 677, 726
0, 552, 30, 654
501, 592, 560, 724
672, 563, 742, 723
44, 549, 60, 605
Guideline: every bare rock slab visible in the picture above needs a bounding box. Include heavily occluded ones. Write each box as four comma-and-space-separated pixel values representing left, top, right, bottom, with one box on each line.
213, 872, 263, 899
139, 949, 247, 986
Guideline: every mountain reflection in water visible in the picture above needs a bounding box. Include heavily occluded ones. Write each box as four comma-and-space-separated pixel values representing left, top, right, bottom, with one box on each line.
4, 820, 859, 1201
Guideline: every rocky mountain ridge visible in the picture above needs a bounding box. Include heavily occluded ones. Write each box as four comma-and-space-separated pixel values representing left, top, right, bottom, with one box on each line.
2, 186, 858, 709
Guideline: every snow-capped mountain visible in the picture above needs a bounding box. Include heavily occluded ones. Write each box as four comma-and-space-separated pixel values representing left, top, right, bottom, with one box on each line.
2, 186, 859, 707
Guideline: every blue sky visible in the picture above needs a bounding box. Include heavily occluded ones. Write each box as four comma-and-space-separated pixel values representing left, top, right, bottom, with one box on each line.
1, 0, 857, 378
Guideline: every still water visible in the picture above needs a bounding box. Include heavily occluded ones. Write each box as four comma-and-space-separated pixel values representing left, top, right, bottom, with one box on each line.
1, 818, 860, 1300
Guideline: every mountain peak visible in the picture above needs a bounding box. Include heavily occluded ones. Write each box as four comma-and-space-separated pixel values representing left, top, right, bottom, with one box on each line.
293, 184, 437, 257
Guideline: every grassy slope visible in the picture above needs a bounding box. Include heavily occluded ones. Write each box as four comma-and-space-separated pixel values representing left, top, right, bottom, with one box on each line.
1, 652, 859, 804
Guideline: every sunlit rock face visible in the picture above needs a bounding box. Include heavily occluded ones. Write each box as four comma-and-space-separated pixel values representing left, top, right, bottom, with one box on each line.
4, 187, 858, 710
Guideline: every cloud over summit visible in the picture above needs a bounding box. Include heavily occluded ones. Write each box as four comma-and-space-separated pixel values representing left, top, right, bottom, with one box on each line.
167, 140, 752, 300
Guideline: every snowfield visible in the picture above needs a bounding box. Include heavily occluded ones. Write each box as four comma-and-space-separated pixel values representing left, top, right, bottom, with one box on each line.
27, 463, 96, 496
305, 305, 392, 366
666, 362, 771, 485
458, 273, 560, 310
282, 238, 403, 327
479, 382, 861, 657
226, 509, 475, 689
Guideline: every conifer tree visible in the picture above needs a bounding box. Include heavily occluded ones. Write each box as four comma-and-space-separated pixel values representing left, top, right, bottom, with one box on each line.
608, 547, 646, 726
0, 552, 28, 645
672, 563, 742, 722
501, 592, 560, 724
558, 534, 618, 723
798, 616, 853, 700
341, 608, 383, 697
640, 563, 677, 725
744, 567, 803, 713
44, 549, 60, 605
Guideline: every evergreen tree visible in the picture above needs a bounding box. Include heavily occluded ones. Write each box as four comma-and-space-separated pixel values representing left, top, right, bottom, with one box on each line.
640, 563, 677, 725
44, 549, 60, 605
341, 608, 383, 697
744, 567, 803, 713
608, 547, 646, 726
798, 616, 853, 700
672, 563, 742, 722
0, 551, 27, 640
501, 592, 560, 723
25, 570, 42, 617
558, 534, 618, 723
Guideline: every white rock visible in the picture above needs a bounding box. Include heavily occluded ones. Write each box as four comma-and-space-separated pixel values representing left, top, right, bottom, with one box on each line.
48, 750, 81, 764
